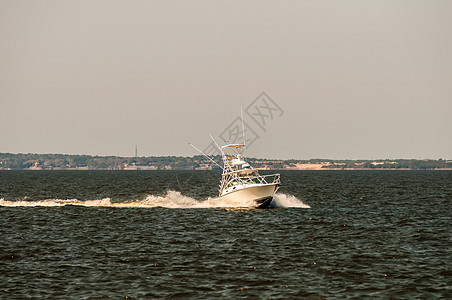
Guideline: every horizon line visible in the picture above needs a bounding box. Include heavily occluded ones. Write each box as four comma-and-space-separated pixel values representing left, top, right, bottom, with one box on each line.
1, 152, 450, 161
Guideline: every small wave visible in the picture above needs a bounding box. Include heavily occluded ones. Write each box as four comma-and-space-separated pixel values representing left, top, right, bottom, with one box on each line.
0, 191, 309, 209
271, 193, 310, 208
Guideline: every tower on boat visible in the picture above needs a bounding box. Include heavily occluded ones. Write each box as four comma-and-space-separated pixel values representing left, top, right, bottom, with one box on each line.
189, 108, 281, 208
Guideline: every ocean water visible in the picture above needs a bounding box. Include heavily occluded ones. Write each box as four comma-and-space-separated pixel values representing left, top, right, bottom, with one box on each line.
0, 170, 450, 299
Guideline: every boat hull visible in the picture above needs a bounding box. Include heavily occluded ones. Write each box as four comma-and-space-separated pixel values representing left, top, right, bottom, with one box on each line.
219, 183, 279, 208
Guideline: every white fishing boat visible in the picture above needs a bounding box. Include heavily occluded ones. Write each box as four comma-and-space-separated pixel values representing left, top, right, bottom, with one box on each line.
215, 143, 281, 208
189, 111, 281, 208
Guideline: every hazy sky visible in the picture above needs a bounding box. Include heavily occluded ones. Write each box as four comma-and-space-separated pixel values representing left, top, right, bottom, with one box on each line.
1, 0, 451, 159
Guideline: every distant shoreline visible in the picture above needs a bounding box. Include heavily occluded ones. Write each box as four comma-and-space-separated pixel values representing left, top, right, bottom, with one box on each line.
2, 168, 452, 171
1, 153, 451, 171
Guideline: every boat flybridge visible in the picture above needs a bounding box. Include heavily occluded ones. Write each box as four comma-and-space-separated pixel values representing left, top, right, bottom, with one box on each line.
189, 135, 281, 208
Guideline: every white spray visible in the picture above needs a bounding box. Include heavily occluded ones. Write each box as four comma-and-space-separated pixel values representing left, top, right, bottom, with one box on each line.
0, 192, 310, 209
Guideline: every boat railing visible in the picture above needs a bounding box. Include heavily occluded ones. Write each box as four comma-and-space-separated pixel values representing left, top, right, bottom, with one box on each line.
232, 173, 280, 186
259, 173, 281, 185
219, 172, 280, 194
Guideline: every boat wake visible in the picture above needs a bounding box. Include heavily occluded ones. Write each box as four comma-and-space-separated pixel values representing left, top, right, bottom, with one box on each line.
270, 193, 311, 208
0, 191, 310, 209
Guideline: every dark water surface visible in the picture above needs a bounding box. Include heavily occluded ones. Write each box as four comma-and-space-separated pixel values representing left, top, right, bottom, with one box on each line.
1, 170, 451, 299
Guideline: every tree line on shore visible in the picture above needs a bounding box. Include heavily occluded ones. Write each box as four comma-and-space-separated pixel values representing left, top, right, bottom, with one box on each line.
0, 153, 451, 170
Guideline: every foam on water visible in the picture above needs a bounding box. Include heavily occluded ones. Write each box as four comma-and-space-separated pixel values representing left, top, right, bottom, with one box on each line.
271, 193, 311, 208
0, 197, 115, 207
0, 191, 309, 209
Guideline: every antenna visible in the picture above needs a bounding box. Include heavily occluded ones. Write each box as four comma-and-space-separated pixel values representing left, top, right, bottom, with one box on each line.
241, 107, 247, 157
135, 144, 138, 157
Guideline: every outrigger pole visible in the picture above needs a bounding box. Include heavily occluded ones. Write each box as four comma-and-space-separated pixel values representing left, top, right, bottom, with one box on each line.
188, 142, 224, 170
209, 134, 224, 159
